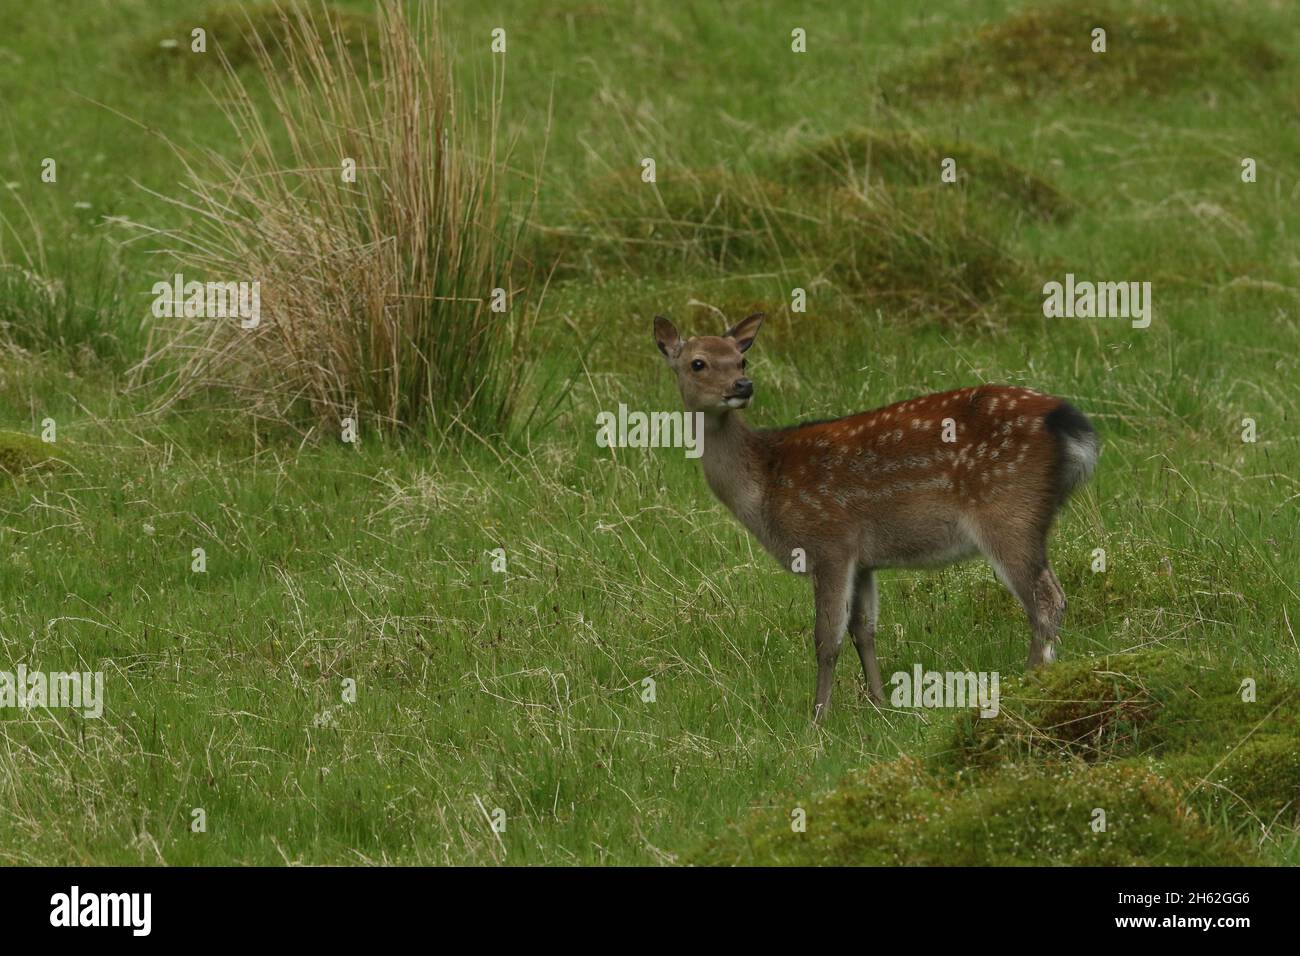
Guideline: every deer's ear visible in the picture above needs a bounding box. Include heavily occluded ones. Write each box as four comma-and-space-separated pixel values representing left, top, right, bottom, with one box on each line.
654, 315, 683, 360
724, 312, 764, 353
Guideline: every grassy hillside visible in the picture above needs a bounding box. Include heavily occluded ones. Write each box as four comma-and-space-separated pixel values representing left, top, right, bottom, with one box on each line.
0, 0, 1296, 864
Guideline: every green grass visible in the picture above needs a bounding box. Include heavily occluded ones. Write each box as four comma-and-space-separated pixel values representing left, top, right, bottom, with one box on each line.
0, 0, 1297, 864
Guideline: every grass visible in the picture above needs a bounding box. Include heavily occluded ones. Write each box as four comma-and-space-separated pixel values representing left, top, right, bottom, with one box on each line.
775, 128, 1074, 222
0, 0, 1296, 865
694, 759, 1258, 866
135, 1, 377, 74
539, 158, 1032, 321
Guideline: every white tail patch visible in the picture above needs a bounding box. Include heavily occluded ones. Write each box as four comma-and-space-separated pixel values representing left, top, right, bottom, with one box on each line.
1060, 431, 1100, 492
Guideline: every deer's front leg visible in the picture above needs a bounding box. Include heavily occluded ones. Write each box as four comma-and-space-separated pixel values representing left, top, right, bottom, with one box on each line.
811, 562, 853, 722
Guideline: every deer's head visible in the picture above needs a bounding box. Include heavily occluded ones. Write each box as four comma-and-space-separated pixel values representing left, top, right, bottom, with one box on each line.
653, 313, 764, 415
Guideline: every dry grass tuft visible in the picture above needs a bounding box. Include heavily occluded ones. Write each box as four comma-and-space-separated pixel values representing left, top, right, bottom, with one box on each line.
133, 1, 535, 437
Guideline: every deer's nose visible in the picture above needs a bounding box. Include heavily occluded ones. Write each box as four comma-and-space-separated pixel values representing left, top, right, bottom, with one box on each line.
732, 378, 753, 397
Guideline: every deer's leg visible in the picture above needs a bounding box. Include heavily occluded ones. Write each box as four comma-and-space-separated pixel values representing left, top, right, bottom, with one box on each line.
1035, 564, 1067, 663
976, 523, 1063, 668
848, 567, 884, 703
811, 562, 853, 722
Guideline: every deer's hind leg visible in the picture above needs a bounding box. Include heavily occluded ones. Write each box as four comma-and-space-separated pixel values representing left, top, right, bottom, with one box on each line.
848, 567, 884, 703
972, 518, 1066, 668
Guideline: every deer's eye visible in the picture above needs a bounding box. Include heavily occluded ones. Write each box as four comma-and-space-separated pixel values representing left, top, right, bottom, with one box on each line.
691, 359, 706, 371
741, 358, 747, 370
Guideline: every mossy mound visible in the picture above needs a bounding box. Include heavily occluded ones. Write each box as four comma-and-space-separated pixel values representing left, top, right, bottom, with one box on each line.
778, 130, 1072, 222
696, 651, 1297, 865
537, 166, 1027, 321
886, 2, 1282, 104
948, 651, 1287, 763
138, 2, 375, 73
946, 651, 1174, 766
821, 188, 1029, 318
0, 430, 61, 476
947, 651, 1300, 825
694, 757, 1253, 866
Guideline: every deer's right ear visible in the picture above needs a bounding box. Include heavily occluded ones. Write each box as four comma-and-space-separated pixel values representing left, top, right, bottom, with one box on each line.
654, 315, 683, 360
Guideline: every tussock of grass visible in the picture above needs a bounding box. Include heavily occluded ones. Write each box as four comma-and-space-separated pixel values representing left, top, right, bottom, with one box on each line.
696, 652, 1298, 865
0, 239, 130, 363
886, 2, 1283, 104
138, 1, 375, 73
539, 168, 789, 277
778, 129, 1072, 222
134, 1, 534, 436
821, 188, 1028, 318
0, 430, 60, 476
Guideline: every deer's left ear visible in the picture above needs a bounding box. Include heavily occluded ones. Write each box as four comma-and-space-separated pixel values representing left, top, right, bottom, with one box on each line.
724, 312, 764, 353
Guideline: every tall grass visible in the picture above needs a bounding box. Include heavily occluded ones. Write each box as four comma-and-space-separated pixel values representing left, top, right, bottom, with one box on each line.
0, 182, 131, 361
137, 1, 535, 437
0, 252, 126, 361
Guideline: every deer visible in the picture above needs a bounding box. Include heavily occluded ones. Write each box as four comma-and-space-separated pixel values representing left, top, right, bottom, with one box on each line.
653, 312, 1099, 721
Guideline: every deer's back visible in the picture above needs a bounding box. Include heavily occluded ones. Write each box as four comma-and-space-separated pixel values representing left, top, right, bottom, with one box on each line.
760, 385, 1069, 568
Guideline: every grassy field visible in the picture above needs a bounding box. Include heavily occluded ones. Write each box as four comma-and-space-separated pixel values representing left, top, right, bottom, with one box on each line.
0, 0, 1297, 865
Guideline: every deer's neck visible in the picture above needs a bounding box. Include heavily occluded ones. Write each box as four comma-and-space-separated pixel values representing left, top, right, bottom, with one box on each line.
700, 411, 767, 538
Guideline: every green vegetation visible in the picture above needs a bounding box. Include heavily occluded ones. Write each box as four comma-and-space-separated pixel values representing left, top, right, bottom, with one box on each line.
776, 129, 1073, 222
136, 2, 377, 73
698, 652, 1295, 865
542, 164, 1029, 320
0, 0, 1295, 864
886, 1, 1284, 103
0, 430, 61, 477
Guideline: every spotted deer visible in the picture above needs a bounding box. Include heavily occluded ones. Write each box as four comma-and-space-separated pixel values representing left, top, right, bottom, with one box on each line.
654, 312, 1099, 721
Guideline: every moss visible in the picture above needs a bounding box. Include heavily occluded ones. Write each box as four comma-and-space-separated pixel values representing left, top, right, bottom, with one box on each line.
945, 651, 1172, 766
947, 651, 1300, 830
778, 129, 1072, 222
1166, 737, 1300, 832
0, 430, 62, 477
948, 651, 1297, 759
695, 758, 1253, 866
696, 651, 1297, 865
886, 2, 1282, 104
137, 2, 376, 73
